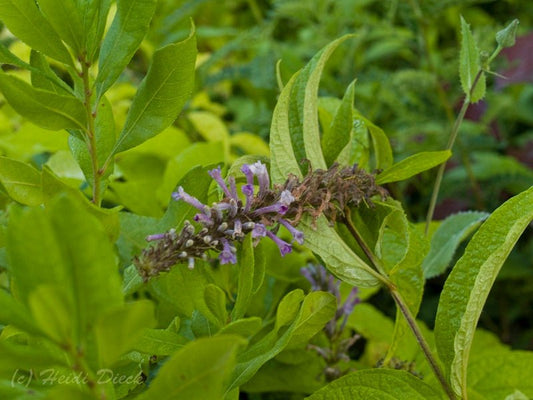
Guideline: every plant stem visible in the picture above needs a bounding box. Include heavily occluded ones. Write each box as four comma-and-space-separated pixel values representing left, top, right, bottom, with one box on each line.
342, 209, 455, 398
390, 290, 456, 400
80, 57, 101, 206
425, 70, 484, 235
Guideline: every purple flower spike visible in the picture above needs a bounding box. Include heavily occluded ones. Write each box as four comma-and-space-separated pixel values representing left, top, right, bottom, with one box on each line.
146, 233, 166, 242
266, 230, 292, 256
219, 238, 237, 264
253, 203, 288, 216
241, 164, 254, 186
279, 219, 304, 245
173, 187, 208, 212
250, 161, 269, 195
341, 287, 360, 316
252, 223, 267, 238
209, 166, 233, 199
300, 267, 317, 288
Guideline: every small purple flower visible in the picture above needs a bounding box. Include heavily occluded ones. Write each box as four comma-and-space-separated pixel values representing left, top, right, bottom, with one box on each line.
252, 223, 267, 238
209, 166, 234, 199
253, 203, 288, 216
241, 164, 255, 186
219, 238, 237, 264
279, 219, 304, 245
228, 176, 238, 200
172, 187, 208, 212
266, 230, 292, 256
234, 219, 242, 235
146, 233, 166, 241
250, 161, 269, 195
194, 213, 213, 225
242, 184, 254, 211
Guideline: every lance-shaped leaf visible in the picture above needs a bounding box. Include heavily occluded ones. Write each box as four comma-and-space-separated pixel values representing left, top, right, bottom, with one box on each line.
112, 25, 197, 154
459, 16, 486, 103
0, 73, 86, 131
0, 0, 72, 65
289, 35, 352, 173
37, 0, 84, 56
307, 369, 442, 399
435, 186, 533, 398
376, 150, 451, 185
95, 0, 157, 98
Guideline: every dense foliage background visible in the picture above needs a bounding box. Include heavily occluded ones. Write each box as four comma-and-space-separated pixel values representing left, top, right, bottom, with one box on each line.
0, 0, 532, 399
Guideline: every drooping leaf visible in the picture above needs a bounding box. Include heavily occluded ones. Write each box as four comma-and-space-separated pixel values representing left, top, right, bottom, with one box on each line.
376, 151, 451, 185
0, 73, 86, 131
0, 157, 42, 206
0, 0, 72, 65
112, 24, 197, 154
321, 80, 356, 166
95, 0, 157, 98
459, 16, 486, 102
306, 369, 442, 399
136, 335, 245, 400
422, 211, 488, 279
435, 186, 533, 398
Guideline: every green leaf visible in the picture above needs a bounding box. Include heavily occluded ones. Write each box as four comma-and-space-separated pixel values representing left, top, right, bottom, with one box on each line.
376, 151, 451, 185
218, 317, 262, 338
82, 0, 112, 62
204, 284, 228, 326
496, 19, 519, 49
29, 51, 72, 94
289, 35, 352, 172
7, 194, 123, 342
0, 157, 42, 206
0, 289, 41, 335
269, 72, 303, 184
133, 328, 185, 356
0, 0, 72, 65
28, 285, 73, 343
321, 80, 356, 166
94, 300, 156, 367
362, 115, 393, 170
306, 369, 442, 399
95, 0, 157, 98
459, 16, 486, 103
300, 215, 380, 287
435, 186, 533, 398
37, 0, 84, 56
422, 211, 488, 279
136, 335, 245, 400
112, 24, 197, 154
0, 73, 86, 131
285, 291, 336, 349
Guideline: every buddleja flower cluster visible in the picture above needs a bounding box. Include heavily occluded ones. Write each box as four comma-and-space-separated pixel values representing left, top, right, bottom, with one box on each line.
134, 162, 386, 281
301, 264, 361, 381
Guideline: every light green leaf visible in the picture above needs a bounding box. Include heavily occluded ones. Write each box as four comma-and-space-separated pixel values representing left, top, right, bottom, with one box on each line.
133, 328, 185, 356
0, 0, 72, 65
376, 151, 451, 184
112, 24, 197, 154
204, 284, 228, 326
300, 215, 380, 287
94, 300, 156, 367
321, 80, 356, 166
95, 0, 157, 98
0, 157, 42, 206
423, 211, 488, 279
137, 335, 245, 400
306, 369, 442, 399
505, 390, 529, 400
285, 291, 336, 349
123, 264, 144, 296
37, 0, 84, 56
269, 72, 303, 184
0, 289, 41, 336
496, 19, 519, 49
218, 317, 262, 338
29, 50, 72, 94
0, 73, 86, 131
459, 16, 486, 102
435, 186, 533, 398
289, 35, 352, 172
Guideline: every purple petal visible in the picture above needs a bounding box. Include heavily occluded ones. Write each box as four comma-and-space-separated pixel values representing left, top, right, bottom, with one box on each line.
266, 230, 292, 256
172, 187, 208, 212
250, 161, 269, 195
146, 233, 166, 242
194, 213, 214, 225
219, 238, 237, 264
241, 164, 255, 186
279, 219, 304, 245
209, 166, 233, 199
251, 223, 267, 238
253, 203, 288, 216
